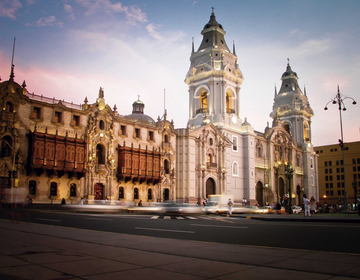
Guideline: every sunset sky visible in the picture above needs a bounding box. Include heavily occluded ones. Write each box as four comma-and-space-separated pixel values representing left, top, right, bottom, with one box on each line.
1, 0, 359, 146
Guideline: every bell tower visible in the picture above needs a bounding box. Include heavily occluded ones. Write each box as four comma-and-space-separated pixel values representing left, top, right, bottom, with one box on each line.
185, 10, 244, 129
270, 60, 314, 147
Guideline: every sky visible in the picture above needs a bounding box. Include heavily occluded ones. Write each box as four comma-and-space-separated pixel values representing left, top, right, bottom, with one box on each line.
0, 0, 359, 147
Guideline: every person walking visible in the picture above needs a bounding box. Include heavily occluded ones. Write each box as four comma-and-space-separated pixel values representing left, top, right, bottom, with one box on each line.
310, 196, 316, 215
283, 195, 289, 216
227, 198, 233, 217
303, 194, 311, 217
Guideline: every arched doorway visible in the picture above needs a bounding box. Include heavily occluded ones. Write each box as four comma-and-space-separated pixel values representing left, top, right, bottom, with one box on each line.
278, 177, 285, 202
255, 181, 264, 206
206, 178, 215, 198
163, 188, 169, 201
94, 183, 104, 200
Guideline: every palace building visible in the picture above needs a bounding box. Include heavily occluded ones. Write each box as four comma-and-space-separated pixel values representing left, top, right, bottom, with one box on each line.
0, 11, 318, 206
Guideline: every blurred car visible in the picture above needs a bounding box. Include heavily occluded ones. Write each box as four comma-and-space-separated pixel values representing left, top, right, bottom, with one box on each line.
232, 205, 269, 214
291, 205, 302, 214
204, 201, 228, 215
159, 201, 202, 215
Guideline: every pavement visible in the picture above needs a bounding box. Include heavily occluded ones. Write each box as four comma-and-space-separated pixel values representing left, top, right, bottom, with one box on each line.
1, 212, 360, 280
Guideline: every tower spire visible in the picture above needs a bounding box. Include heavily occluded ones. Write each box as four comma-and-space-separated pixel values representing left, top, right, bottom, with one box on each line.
192, 37, 194, 53
9, 37, 16, 81
274, 84, 277, 97
233, 40, 236, 55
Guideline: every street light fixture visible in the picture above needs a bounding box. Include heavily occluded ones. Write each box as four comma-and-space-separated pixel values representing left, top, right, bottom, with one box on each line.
285, 163, 294, 214
324, 86, 357, 212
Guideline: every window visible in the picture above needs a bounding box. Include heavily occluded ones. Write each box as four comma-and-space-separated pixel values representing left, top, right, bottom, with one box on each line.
334, 148, 337, 152
329, 169, 332, 174
353, 167, 356, 172
164, 159, 170, 174
329, 161, 332, 166
232, 162, 239, 177
337, 182, 341, 188
1, 136, 12, 157
325, 161, 328, 167
164, 134, 169, 143
119, 187, 124, 199
336, 168, 340, 173
310, 158, 313, 169
232, 136, 238, 152
337, 175, 340, 180
29, 180, 36, 195
135, 128, 140, 138
325, 169, 328, 174
134, 188, 139, 200
329, 175, 333, 181
5, 101, 13, 112
149, 131, 154, 141
330, 190, 333, 196
120, 125, 126, 136
32, 107, 41, 119
326, 183, 329, 189
99, 120, 105, 130
325, 176, 328, 181
340, 160, 344, 165
148, 189, 152, 200
50, 182, 57, 196
70, 183, 76, 197
330, 183, 333, 188
337, 190, 341, 196
96, 144, 105, 164
354, 174, 357, 180
353, 159, 356, 164
358, 166, 360, 172
54, 111, 62, 123
200, 91, 208, 109
336, 160, 339, 166
326, 191, 329, 196
209, 138, 213, 146
330, 149, 333, 152
72, 115, 80, 127
357, 158, 360, 164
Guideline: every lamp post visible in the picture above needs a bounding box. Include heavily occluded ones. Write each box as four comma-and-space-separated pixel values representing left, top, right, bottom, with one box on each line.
353, 180, 358, 211
324, 86, 357, 213
285, 163, 294, 214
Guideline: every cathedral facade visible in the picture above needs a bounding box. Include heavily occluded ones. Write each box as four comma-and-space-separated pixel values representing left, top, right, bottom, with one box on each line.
0, 12, 318, 206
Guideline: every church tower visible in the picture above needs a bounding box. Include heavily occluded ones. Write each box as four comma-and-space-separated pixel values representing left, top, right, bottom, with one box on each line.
270, 61, 314, 148
185, 10, 244, 129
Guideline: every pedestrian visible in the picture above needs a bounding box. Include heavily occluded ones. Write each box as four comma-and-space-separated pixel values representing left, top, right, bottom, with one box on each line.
303, 194, 311, 217
310, 196, 316, 215
244, 198, 248, 205
283, 195, 289, 217
227, 198, 233, 217
138, 200, 143, 207
61, 198, 66, 205
242, 198, 245, 205
79, 198, 84, 205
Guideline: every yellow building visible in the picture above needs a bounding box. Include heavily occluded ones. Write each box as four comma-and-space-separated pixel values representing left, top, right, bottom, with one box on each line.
315, 141, 360, 207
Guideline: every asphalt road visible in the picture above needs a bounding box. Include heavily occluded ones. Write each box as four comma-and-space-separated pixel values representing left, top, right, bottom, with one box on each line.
2, 208, 360, 254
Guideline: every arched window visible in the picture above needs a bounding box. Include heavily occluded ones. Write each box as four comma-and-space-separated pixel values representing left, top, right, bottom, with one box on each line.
99, 120, 105, 130
119, 187, 124, 199
148, 189, 152, 200
164, 134, 169, 143
134, 187, 139, 200
6, 101, 13, 112
283, 123, 290, 134
207, 154, 212, 163
1, 136, 13, 157
29, 180, 36, 195
50, 182, 57, 196
164, 159, 170, 174
232, 162, 239, 176
200, 91, 208, 109
70, 183, 76, 197
96, 144, 105, 164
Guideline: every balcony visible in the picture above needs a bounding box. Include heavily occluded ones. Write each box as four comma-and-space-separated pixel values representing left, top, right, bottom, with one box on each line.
196, 108, 208, 114
226, 108, 235, 114
206, 162, 217, 168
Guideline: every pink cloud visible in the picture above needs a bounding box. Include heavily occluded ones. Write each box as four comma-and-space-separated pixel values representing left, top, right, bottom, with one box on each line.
0, 0, 22, 19
35, 16, 64, 27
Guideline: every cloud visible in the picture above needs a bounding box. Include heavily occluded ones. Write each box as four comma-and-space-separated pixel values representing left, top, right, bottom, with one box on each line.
75, 0, 147, 25
295, 38, 334, 56
192, 1, 198, 6
146, 23, 163, 40
64, 3, 76, 20
0, 0, 22, 19
26, 0, 35, 5
35, 16, 64, 27
290, 29, 299, 35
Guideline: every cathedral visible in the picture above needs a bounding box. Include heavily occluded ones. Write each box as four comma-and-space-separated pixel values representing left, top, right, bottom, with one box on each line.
0, 12, 318, 206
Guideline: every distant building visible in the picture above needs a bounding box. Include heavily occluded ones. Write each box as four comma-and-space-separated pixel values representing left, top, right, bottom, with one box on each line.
0, 11, 318, 206
314, 141, 360, 206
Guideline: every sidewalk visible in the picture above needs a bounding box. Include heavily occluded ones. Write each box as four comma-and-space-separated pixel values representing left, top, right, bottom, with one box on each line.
1, 219, 360, 279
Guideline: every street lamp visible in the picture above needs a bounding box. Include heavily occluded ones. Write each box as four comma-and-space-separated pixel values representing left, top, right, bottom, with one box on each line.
324, 86, 357, 212
352, 180, 358, 211
285, 163, 294, 214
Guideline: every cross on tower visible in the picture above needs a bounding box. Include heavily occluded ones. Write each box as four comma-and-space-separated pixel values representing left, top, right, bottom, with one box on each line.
211, 7, 214, 13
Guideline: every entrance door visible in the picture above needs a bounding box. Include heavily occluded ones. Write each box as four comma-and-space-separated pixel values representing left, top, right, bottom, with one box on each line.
255, 181, 263, 206
206, 178, 215, 198
163, 188, 169, 201
94, 183, 104, 200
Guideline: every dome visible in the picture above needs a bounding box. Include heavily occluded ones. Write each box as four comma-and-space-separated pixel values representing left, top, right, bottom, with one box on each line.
281, 63, 298, 79
125, 113, 155, 125
242, 117, 252, 127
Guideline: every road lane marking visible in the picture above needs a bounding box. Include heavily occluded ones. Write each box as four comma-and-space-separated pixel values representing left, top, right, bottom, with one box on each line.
190, 224, 247, 229
84, 218, 113, 221
151, 216, 159, 219
135, 227, 195, 234
35, 218, 61, 222
187, 216, 197, 220
164, 216, 171, 219
176, 217, 185, 219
